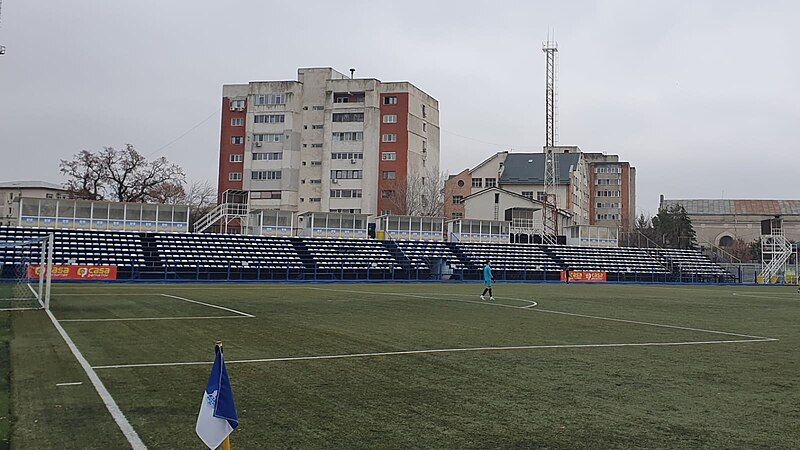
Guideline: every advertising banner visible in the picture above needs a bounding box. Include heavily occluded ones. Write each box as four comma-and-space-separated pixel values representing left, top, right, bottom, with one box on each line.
560, 270, 607, 283
27, 265, 118, 281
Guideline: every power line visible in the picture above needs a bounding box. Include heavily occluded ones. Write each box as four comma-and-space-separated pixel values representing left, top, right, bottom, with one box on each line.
440, 128, 539, 150
145, 109, 219, 158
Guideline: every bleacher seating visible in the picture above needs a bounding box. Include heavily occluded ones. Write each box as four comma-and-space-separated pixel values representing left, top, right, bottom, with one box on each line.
395, 240, 466, 270
0, 226, 737, 282
0, 227, 145, 268
303, 238, 399, 270
549, 245, 669, 275
656, 248, 734, 280
154, 233, 303, 270
454, 243, 561, 272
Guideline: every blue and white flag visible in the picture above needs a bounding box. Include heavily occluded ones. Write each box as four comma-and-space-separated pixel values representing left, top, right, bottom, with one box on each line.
196, 345, 238, 449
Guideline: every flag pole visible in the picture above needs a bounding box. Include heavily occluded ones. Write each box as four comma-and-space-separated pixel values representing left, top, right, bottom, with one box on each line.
215, 341, 232, 450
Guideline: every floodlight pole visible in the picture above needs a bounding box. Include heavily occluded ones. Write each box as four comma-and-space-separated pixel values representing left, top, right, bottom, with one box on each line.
44, 233, 54, 309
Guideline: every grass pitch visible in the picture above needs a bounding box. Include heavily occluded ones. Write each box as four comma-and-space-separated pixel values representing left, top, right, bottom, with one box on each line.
1, 282, 799, 449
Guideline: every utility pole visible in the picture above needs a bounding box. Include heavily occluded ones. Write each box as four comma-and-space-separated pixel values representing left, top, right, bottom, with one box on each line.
0, 0, 6, 55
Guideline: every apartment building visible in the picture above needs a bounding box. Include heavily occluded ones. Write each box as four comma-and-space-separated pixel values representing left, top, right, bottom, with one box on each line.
445, 146, 636, 230
218, 68, 440, 216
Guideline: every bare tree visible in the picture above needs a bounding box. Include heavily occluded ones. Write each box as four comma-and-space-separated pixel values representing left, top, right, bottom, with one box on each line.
184, 181, 217, 226
384, 169, 446, 217
59, 150, 107, 200
60, 145, 186, 203
100, 145, 185, 202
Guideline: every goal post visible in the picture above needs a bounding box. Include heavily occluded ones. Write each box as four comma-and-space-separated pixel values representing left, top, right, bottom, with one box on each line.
0, 233, 53, 311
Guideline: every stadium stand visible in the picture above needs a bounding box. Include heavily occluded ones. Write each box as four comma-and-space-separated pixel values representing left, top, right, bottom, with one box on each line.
548, 245, 670, 275
0, 226, 737, 283
0, 227, 145, 270
656, 248, 736, 282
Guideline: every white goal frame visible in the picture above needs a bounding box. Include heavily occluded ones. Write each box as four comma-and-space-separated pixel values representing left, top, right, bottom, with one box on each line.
0, 233, 54, 310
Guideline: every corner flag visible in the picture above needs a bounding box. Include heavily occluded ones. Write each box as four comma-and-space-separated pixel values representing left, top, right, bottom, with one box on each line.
196, 343, 238, 449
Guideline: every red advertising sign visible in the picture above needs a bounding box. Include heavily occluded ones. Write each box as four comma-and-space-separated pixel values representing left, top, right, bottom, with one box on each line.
27, 265, 118, 281
560, 270, 607, 283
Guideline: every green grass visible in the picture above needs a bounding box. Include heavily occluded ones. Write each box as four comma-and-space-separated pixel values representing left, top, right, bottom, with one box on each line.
1, 313, 10, 450
4, 283, 800, 449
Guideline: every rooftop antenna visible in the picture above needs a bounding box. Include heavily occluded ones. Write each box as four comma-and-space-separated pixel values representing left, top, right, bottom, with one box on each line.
349, 68, 355, 79
541, 29, 559, 244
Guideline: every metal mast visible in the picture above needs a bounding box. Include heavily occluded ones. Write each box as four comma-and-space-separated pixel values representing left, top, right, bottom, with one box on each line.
0, 0, 6, 55
541, 36, 559, 244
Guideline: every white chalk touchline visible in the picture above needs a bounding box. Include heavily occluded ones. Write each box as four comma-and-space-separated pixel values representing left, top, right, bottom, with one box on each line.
305, 286, 537, 310
159, 293, 254, 317
304, 287, 772, 340
59, 315, 252, 323
56, 381, 83, 386
92, 338, 776, 370
45, 309, 147, 449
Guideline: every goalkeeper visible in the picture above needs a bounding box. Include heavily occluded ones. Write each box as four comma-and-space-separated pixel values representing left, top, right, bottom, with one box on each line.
480, 261, 495, 301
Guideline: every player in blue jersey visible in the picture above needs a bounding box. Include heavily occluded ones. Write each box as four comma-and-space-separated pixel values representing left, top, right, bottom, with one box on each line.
480, 261, 495, 301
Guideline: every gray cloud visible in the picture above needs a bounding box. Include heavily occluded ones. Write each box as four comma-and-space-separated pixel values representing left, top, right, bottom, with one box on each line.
1, 0, 798, 215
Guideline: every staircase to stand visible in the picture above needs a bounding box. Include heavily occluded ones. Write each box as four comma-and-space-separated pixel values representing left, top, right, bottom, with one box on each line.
289, 238, 316, 275
380, 241, 413, 271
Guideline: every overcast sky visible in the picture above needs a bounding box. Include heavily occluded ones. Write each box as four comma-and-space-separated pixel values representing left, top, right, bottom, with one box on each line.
1, 1, 798, 215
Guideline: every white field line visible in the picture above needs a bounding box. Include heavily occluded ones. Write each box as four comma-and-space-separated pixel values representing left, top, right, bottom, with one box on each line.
0, 306, 43, 311
304, 287, 775, 340
59, 315, 251, 323
731, 292, 800, 300
159, 293, 254, 317
305, 286, 537, 309
56, 381, 83, 386
26, 283, 38, 298
92, 338, 775, 370
45, 309, 147, 449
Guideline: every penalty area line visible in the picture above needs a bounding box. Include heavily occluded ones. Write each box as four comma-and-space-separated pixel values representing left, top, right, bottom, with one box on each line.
58, 315, 253, 323
92, 337, 776, 370
159, 293, 254, 317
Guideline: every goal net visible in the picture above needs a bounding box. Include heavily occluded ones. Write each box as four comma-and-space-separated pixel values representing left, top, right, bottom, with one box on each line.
0, 234, 53, 311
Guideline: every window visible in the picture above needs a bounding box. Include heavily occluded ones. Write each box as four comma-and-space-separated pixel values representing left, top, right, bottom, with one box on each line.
228, 172, 242, 181
332, 131, 364, 142
384, 96, 398, 105
310, 179, 322, 184
452, 195, 463, 204
253, 93, 286, 105
253, 114, 285, 124
312, 124, 323, 129
310, 161, 322, 166
381, 152, 396, 161
251, 170, 282, 180
252, 152, 282, 160
333, 208, 363, 214
537, 191, 548, 202
330, 189, 363, 198
230, 99, 245, 109
332, 112, 364, 122
333, 92, 365, 103
383, 114, 397, 123
485, 178, 496, 188
230, 136, 244, 145
231, 118, 244, 126
253, 133, 283, 143
229, 154, 243, 163
330, 170, 363, 180
311, 143, 323, 148
382, 171, 396, 180
381, 190, 394, 198
382, 134, 397, 143
309, 197, 321, 203
521, 191, 534, 199
471, 178, 482, 188
457, 180, 465, 187
46, 193, 54, 199
422, 122, 427, 132
312, 105, 324, 111
250, 190, 281, 200
422, 104, 427, 118
452, 212, 463, 219
331, 152, 363, 160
